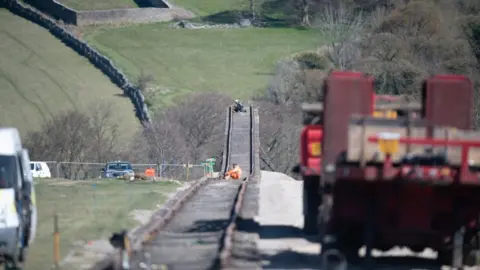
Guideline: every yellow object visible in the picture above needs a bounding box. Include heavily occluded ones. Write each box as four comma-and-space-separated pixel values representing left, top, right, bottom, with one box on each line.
440, 168, 451, 176
373, 110, 397, 119
31, 190, 36, 206
54, 213, 60, 269
309, 142, 322, 156
377, 132, 400, 155
124, 235, 131, 256
54, 232, 60, 263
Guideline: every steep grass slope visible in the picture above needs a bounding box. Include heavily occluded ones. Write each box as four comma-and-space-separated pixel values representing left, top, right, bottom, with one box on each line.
0, 9, 139, 139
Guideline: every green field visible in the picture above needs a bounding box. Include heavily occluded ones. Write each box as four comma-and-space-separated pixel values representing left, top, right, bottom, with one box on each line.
59, 0, 138, 11
59, 0, 250, 14
171, 0, 250, 16
27, 179, 180, 270
0, 9, 140, 139
84, 24, 319, 109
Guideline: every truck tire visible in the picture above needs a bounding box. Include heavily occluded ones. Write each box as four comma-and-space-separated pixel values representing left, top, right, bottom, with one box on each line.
303, 177, 320, 234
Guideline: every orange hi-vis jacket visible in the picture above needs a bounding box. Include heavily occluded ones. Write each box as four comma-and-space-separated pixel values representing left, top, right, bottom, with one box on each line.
225, 167, 242, 180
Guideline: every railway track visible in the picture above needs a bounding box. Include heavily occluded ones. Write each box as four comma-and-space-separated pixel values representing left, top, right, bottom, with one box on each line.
92, 106, 260, 270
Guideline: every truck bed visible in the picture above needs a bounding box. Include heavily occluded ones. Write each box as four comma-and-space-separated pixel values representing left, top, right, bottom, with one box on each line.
347, 116, 480, 167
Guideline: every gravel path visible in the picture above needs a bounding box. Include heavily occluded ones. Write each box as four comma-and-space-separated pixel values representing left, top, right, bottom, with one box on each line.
254, 171, 453, 270
255, 171, 320, 269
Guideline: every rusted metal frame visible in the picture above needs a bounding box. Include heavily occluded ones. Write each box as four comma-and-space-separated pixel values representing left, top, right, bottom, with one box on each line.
219, 106, 255, 269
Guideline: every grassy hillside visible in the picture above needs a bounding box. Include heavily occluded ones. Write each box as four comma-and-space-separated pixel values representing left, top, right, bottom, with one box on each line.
84, 24, 319, 110
27, 179, 180, 270
59, 0, 138, 11
0, 9, 140, 139
171, 0, 249, 16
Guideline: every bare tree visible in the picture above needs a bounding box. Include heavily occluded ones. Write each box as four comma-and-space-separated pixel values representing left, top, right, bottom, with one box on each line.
314, 4, 365, 69
266, 59, 306, 105
298, 0, 311, 26
135, 71, 154, 93
254, 100, 302, 174
24, 104, 121, 179
357, 0, 477, 96
85, 101, 120, 163
131, 92, 232, 166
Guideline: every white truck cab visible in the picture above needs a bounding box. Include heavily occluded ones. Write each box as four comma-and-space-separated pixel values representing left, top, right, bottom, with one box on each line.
30, 161, 51, 178
0, 127, 37, 268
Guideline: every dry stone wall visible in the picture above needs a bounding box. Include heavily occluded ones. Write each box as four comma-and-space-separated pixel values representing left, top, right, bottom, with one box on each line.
1, 0, 151, 125
24, 0, 77, 24
76, 7, 193, 26
22, 0, 193, 26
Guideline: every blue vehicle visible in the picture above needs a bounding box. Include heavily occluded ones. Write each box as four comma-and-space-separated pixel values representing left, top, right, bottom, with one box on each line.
101, 161, 135, 180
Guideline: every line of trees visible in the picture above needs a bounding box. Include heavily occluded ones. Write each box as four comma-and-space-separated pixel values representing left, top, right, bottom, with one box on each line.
253, 0, 480, 173
23, 93, 232, 171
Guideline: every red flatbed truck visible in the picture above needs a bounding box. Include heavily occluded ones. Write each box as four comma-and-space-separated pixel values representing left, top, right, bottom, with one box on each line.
297, 80, 421, 234
297, 70, 480, 268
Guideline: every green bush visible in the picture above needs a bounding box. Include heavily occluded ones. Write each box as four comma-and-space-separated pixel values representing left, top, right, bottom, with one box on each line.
295, 51, 331, 70
460, 15, 480, 61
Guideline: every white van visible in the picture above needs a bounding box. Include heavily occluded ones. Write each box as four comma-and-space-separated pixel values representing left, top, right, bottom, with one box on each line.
0, 127, 38, 266
30, 162, 51, 178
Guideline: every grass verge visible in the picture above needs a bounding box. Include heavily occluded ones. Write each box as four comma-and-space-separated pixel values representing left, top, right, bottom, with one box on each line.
83, 24, 319, 110
26, 178, 181, 270
0, 9, 140, 140
170, 0, 249, 16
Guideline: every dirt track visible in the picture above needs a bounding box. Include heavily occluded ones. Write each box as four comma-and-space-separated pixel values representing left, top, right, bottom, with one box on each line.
255, 170, 468, 270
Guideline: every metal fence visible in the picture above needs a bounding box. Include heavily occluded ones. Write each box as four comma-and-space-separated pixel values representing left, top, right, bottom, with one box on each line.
31, 161, 209, 181
159, 164, 206, 181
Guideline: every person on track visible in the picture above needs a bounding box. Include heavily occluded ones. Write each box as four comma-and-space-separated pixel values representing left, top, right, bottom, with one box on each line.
233, 100, 245, 113
224, 164, 242, 180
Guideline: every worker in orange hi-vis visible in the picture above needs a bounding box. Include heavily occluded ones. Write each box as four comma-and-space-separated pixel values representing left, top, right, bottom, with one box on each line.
224, 164, 242, 180
145, 167, 156, 177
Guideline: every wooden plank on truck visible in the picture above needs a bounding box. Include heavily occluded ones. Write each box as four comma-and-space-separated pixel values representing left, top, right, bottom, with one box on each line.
347, 116, 441, 163
434, 127, 480, 167
347, 116, 480, 166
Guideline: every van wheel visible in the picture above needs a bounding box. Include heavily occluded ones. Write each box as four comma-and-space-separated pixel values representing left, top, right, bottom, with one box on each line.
5, 262, 23, 270
18, 247, 26, 262
6, 248, 25, 270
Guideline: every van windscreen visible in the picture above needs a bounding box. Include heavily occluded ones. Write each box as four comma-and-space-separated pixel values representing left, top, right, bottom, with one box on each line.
0, 155, 17, 188
107, 163, 132, 170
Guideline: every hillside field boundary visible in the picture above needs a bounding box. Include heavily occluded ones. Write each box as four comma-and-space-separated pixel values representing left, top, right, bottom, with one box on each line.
1, 0, 152, 125
23, 0, 193, 25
